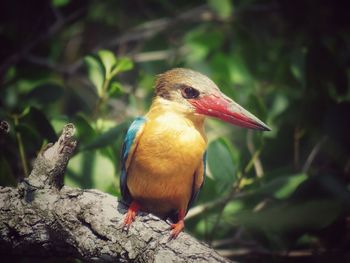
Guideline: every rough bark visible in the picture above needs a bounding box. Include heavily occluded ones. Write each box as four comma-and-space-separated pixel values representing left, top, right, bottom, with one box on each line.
0, 123, 231, 262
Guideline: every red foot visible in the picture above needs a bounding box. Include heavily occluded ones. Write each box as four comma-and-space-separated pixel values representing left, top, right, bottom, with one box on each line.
123, 201, 140, 230
170, 209, 186, 239
170, 220, 184, 239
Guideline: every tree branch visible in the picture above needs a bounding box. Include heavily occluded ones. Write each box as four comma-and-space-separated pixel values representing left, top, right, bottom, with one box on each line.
0, 123, 231, 262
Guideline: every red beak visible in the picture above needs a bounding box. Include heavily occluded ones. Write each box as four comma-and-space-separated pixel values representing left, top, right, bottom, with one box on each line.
189, 92, 271, 131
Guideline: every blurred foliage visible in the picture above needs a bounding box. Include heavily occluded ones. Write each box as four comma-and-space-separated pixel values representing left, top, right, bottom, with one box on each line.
1, 0, 350, 262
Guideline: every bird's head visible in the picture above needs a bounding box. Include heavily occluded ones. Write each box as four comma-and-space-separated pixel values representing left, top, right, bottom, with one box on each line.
155, 68, 270, 131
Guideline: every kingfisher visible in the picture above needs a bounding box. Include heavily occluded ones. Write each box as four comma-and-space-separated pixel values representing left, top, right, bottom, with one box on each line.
120, 68, 270, 238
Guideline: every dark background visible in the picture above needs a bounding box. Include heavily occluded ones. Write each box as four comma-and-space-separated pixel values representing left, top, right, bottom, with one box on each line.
1, 0, 350, 262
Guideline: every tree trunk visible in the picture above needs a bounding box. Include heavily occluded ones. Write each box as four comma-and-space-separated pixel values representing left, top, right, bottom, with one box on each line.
0, 124, 231, 262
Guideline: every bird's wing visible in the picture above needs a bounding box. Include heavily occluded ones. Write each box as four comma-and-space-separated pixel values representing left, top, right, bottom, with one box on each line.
187, 151, 207, 212
120, 116, 147, 203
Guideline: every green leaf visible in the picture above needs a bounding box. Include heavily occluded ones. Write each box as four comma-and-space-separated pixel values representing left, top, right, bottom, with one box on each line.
80, 121, 129, 151
223, 199, 244, 215
195, 176, 221, 204
51, 0, 70, 7
98, 50, 117, 80
92, 151, 116, 191
111, 57, 133, 76
229, 199, 342, 232
84, 55, 105, 97
24, 107, 57, 142
247, 94, 267, 121
18, 107, 31, 118
208, 0, 233, 19
274, 174, 308, 199
50, 115, 69, 134
208, 138, 237, 192
194, 213, 220, 238
185, 27, 224, 63
253, 173, 308, 199
73, 114, 97, 146
108, 81, 124, 97
269, 94, 289, 119
227, 51, 253, 86
26, 83, 63, 105
5, 66, 16, 82
66, 150, 115, 191
15, 123, 42, 151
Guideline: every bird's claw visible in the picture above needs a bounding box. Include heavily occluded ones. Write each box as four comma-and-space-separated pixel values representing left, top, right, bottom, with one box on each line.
168, 220, 184, 240
121, 212, 135, 232
120, 201, 140, 233
121, 223, 131, 232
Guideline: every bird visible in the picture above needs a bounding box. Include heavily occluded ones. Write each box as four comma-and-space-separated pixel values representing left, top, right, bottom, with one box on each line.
120, 68, 270, 238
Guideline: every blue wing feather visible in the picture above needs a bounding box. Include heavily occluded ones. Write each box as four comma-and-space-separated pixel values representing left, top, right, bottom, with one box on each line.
120, 116, 146, 203
187, 151, 207, 212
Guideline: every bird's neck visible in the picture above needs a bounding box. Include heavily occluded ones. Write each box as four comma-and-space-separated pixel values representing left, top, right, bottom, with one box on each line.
147, 97, 205, 127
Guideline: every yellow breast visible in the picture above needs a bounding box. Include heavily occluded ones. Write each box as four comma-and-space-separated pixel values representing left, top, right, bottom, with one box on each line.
127, 99, 207, 217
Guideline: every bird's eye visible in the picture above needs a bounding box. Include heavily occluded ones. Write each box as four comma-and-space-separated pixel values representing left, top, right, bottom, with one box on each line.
181, 86, 200, 99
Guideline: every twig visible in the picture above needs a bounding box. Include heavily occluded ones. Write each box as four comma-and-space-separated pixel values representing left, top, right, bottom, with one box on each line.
186, 190, 247, 220
302, 137, 327, 173
13, 115, 29, 178
293, 126, 306, 171
102, 5, 212, 49
246, 130, 264, 178
187, 197, 227, 220
207, 173, 244, 244
133, 47, 188, 63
